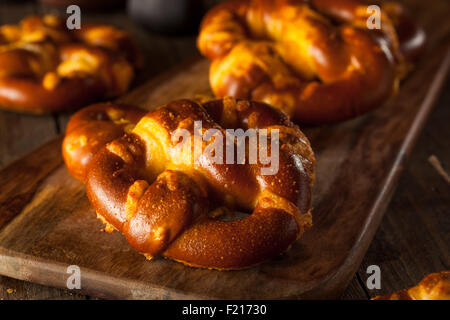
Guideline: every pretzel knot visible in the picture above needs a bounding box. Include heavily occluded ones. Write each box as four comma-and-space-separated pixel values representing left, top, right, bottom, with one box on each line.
0, 15, 141, 114
63, 98, 315, 269
198, 0, 426, 124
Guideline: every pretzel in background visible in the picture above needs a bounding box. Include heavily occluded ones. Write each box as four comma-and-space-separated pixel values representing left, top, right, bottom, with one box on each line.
0, 15, 141, 114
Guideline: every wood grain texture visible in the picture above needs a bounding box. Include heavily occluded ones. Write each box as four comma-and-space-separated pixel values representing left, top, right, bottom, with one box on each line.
351, 79, 450, 299
0, 0, 199, 300
0, 0, 449, 299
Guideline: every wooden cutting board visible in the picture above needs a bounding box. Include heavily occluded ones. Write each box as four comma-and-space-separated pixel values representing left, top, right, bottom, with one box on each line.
0, 0, 449, 299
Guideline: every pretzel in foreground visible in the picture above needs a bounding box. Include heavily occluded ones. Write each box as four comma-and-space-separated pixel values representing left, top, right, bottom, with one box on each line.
198, 0, 426, 124
62, 98, 315, 269
373, 270, 450, 300
0, 15, 141, 114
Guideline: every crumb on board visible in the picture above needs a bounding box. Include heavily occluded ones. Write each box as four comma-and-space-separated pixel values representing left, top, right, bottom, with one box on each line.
428, 154, 450, 184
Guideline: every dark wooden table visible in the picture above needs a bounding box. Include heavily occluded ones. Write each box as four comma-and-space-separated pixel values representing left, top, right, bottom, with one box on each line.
0, 0, 448, 300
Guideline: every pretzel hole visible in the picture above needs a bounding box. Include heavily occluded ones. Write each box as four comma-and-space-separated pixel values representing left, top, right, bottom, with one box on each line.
215, 210, 249, 222
208, 205, 250, 222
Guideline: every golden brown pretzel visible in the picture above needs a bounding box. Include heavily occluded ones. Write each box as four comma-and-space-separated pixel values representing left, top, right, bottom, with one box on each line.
198, 0, 426, 124
373, 270, 450, 300
63, 98, 315, 269
0, 15, 141, 114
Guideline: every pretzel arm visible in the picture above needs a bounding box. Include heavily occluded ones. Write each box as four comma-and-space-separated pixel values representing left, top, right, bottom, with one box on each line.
62, 103, 146, 180
197, 0, 249, 60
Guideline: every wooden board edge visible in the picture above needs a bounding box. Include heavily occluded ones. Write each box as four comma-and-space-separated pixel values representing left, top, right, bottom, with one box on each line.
299, 46, 450, 300
0, 247, 211, 300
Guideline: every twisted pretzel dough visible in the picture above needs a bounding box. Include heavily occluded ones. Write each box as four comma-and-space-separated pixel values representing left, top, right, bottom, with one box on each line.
373, 270, 450, 300
63, 98, 315, 269
0, 15, 141, 114
198, 0, 426, 124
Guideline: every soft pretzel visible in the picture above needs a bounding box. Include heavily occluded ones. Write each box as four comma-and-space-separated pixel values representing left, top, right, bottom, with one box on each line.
0, 15, 141, 114
62, 98, 315, 270
198, 0, 426, 124
373, 270, 450, 300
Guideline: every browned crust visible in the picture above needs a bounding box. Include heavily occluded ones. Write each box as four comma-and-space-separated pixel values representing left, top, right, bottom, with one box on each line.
197, 0, 426, 124
63, 98, 316, 270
